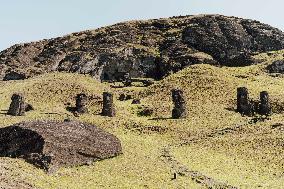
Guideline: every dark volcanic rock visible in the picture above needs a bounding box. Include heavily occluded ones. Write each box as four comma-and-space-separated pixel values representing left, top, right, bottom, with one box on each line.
267, 60, 284, 73
75, 93, 88, 114
0, 121, 122, 172
131, 99, 141, 104
182, 15, 284, 66
1, 15, 284, 80
3, 71, 27, 81
102, 92, 116, 117
258, 91, 272, 116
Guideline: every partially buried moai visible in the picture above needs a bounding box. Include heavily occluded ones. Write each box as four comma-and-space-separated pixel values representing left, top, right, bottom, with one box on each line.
258, 91, 271, 116
7, 93, 26, 116
102, 92, 116, 117
237, 87, 254, 116
75, 93, 88, 114
172, 89, 187, 119
122, 73, 132, 87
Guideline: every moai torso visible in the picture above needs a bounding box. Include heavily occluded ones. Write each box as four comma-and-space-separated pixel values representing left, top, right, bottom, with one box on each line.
237, 87, 253, 116
258, 91, 271, 116
102, 92, 116, 117
172, 89, 187, 119
122, 73, 132, 87
7, 93, 26, 116
76, 94, 88, 114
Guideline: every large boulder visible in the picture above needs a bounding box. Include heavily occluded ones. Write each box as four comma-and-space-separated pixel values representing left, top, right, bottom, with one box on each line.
267, 60, 284, 73
0, 121, 122, 172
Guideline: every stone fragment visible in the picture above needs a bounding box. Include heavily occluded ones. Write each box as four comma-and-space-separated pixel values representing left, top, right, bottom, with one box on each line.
132, 99, 141, 104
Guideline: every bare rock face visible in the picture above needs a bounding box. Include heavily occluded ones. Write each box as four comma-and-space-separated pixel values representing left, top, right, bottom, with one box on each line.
171, 89, 188, 119
102, 92, 116, 117
267, 60, 284, 73
75, 93, 88, 114
182, 15, 284, 67
0, 121, 122, 172
7, 93, 26, 116
1, 15, 284, 81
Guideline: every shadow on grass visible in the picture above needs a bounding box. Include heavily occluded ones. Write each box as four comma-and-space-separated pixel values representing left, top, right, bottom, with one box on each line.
149, 117, 173, 121
225, 107, 237, 112
110, 85, 124, 89
0, 110, 8, 115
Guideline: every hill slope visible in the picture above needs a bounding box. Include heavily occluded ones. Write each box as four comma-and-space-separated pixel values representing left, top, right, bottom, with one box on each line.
0, 50, 284, 188
0, 14, 284, 81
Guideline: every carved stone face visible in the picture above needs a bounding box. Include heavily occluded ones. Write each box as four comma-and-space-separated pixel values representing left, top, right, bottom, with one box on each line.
103, 93, 112, 102
172, 89, 184, 104
260, 92, 269, 103
76, 94, 87, 106
239, 93, 247, 103
237, 87, 248, 104
11, 94, 24, 102
106, 95, 111, 101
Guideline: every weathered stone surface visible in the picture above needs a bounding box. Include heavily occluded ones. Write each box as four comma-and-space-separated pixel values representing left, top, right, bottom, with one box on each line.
267, 60, 284, 73
182, 15, 284, 67
122, 73, 132, 87
7, 93, 26, 116
0, 121, 122, 172
1, 15, 284, 81
3, 71, 27, 81
236, 87, 254, 116
172, 89, 187, 119
102, 92, 116, 117
258, 91, 271, 116
132, 99, 141, 104
75, 93, 88, 114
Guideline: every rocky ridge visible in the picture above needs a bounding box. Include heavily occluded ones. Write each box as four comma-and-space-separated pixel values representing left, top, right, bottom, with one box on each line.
0, 14, 284, 81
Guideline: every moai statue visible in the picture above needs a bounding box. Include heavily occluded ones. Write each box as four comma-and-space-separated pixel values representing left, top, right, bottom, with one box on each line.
75, 93, 88, 114
237, 87, 253, 116
7, 93, 26, 116
122, 73, 132, 87
171, 89, 188, 119
102, 92, 116, 117
258, 91, 271, 116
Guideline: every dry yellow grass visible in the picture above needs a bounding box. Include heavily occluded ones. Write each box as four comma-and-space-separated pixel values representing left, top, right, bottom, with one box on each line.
0, 50, 284, 188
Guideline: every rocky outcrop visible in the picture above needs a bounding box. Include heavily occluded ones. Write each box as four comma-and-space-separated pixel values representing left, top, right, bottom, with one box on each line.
267, 60, 284, 73
1, 15, 284, 81
0, 121, 122, 172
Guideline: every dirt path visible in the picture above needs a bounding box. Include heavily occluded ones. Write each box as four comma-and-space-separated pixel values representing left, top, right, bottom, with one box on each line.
161, 146, 238, 189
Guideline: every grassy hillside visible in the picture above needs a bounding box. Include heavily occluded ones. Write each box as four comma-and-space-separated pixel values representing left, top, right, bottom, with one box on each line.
0, 51, 284, 189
